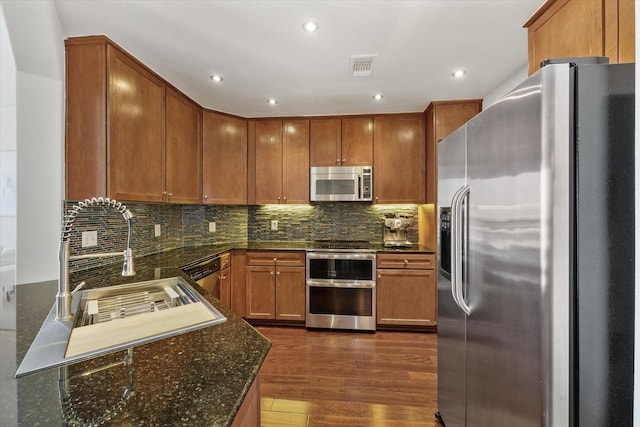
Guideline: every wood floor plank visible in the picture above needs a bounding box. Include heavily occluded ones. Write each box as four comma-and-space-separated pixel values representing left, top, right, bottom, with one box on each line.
257, 326, 440, 427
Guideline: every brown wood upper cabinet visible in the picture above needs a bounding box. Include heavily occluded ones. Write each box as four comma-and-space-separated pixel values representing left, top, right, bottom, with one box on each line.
165, 88, 203, 204
310, 117, 373, 166
373, 114, 425, 204
203, 111, 248, 204
425, 100, 482, 203
65, 36, 202, 203
250, 119, 309, 204
524, 0, 635, 75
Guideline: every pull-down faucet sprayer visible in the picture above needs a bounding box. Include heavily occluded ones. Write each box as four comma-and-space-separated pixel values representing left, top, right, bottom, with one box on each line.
57, 197, 135, 321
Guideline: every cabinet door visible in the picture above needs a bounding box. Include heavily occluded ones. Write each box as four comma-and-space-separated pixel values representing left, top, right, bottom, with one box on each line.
231, 250, 247, 316
376, 269, 436, 326
254, 120, 283, 204
220, 267, 231, 307
373, 114, 425, 204
203, 111, 248, 204
341, 117, 373, 166
65, 41, 107, 200
107, 45, 166, 202
166, 88, 202, 204
310, 118, 341, 166
245, 266, 275, 319
282, 120, 309, 204
275, 267, 306, 321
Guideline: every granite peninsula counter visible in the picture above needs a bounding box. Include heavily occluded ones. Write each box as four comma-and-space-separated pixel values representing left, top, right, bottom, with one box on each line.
15, 246, 270, 427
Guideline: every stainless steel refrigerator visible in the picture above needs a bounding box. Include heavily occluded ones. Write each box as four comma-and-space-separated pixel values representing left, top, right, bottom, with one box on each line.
436, 59, 634, 427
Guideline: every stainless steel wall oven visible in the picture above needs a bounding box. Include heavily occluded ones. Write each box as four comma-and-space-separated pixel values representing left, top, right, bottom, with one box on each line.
305, 250, 376, 331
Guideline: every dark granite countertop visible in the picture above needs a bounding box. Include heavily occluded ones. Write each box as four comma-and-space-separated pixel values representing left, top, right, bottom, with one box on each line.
15, 249, 271, 427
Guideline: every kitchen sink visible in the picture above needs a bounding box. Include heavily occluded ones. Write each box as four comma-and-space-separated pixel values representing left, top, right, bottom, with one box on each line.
16, 277, 226, 377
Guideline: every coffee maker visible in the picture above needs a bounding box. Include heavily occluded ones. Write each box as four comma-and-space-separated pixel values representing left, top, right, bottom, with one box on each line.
383, 214, 412, 247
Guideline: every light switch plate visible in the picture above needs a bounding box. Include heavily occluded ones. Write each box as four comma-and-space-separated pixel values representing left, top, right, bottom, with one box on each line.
81, 230, 97, 248
154, 224, 161, 237
209, 222, 216, 232
270, 220, 278, 231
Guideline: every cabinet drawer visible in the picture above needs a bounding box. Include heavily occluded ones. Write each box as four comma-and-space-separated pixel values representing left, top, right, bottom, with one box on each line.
246, 251, 305, 267
220, 252, 231, 270
376, 253, 435, 269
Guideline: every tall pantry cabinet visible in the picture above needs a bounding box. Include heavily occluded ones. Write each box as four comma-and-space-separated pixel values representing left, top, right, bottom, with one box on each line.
65, 36, 202, 203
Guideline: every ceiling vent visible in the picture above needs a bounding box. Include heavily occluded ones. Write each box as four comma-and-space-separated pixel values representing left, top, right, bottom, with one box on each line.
350, 54, 377, 77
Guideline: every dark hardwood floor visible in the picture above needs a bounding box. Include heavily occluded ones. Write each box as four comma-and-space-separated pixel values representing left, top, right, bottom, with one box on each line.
256, 326, 440, 427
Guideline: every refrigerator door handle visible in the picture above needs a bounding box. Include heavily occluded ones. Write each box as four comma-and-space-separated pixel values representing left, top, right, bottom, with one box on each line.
451, 185, 471, 315
449, 187, 464, 310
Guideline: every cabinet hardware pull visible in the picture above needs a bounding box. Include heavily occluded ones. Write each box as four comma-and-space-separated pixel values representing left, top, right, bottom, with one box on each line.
204, 195, 208, 199
276, 271, 280, 275
336, 159, 340, 163
342, 158, 346, 162
404, 260, 409, 264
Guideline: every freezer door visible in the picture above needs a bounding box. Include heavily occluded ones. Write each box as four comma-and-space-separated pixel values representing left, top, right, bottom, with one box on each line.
464, 64, 572, 427
436, 125, 467, 427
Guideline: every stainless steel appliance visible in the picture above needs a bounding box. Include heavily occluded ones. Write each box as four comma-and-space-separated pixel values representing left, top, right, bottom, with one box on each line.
182, 255, 222, 299
382, 214, 412, 247
436, 59, 634, 426
310, 166, 372, 202
306, 244, 376, 331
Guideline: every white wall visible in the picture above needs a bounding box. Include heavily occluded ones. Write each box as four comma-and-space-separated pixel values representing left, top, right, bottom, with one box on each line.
0, 0, 64, 285
482, 64, 529, 109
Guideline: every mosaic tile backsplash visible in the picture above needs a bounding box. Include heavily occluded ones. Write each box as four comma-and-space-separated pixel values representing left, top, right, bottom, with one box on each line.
65, 200, 419, 272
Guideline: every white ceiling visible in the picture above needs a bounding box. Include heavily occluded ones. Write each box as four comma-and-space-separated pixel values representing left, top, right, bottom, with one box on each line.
53, 0, 545, 118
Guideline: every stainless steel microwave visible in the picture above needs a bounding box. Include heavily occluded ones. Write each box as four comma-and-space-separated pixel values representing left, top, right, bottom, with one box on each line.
310, 166, 372, 202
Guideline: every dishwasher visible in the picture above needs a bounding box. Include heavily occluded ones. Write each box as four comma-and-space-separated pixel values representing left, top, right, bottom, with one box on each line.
182, 255, 222, 300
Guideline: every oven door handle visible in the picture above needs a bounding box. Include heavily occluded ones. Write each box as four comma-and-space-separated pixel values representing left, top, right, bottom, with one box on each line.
306, 280, 376, 289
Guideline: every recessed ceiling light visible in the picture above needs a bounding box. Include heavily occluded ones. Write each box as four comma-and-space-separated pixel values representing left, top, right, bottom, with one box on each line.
302, 20, 319, 32
452, 69, 466, 78
373, 94, 383, 101
267, 98, 278, 105
210, 74, 223, 82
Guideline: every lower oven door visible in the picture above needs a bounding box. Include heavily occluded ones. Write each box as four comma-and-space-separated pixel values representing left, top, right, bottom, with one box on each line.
306, 281, 376, 331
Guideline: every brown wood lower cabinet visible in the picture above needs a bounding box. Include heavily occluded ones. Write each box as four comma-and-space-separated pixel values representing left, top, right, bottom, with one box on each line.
231, 373, 261, 427
220, 266, 231, 308
245, 251, 306, 323
376, 253, 437, 329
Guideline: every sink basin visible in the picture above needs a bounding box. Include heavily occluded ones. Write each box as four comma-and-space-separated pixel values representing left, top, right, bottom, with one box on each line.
16, 277, 226, 377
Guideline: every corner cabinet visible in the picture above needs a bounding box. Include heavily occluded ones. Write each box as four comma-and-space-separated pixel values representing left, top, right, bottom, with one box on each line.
373, 114, 425, 204
310, 117, 373, 166
65, 36, 202, 203
249, 120, 309, 204
376, 253, 437, 329
524, 0, 635, 75
203, 111, 248, 204
245, 251, 306, 322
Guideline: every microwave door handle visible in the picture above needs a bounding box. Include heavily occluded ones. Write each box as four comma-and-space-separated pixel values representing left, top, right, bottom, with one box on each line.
358, 176, 362, 199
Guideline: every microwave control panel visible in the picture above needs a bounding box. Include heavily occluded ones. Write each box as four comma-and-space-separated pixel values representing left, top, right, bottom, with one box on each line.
362, 167, 372, 199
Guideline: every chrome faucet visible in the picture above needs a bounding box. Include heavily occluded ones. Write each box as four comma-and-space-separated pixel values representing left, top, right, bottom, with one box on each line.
57, 197, 135, 321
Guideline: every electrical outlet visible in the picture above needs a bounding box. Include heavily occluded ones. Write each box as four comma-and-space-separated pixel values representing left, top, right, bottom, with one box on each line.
81, 230, 97, 248
154, 224, 161, 237
270, 220, 278, 231
209, 222, 216, 232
